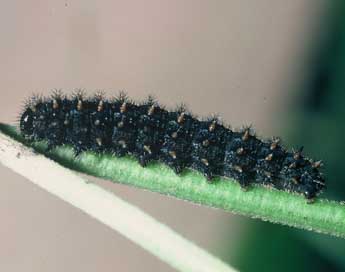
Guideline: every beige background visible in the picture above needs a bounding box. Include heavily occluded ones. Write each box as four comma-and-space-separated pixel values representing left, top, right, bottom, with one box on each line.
0, 1, 325, 271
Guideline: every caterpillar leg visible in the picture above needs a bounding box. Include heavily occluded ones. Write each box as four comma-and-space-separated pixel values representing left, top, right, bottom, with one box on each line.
173, 165, 183, 175
238, 177, 251, 191
205, 173, 216, 183
138, 156, 148, 167
306, 198, 315, 204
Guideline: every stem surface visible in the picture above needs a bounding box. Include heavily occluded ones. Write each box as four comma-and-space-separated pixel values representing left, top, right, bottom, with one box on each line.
1, 123, 344, 239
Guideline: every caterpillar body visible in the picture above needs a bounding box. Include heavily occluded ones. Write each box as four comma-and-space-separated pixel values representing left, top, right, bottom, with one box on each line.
19, 91, 325, 201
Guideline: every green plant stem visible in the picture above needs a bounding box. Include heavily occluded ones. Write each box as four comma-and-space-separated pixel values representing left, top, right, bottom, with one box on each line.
1, 123, 345, 239
0, 128, 236, 272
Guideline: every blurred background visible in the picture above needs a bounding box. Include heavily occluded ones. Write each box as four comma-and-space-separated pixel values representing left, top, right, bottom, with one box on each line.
0, 1, 344, 271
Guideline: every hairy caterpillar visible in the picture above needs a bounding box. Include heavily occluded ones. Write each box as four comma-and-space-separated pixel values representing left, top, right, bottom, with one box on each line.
19, 91, 325, 202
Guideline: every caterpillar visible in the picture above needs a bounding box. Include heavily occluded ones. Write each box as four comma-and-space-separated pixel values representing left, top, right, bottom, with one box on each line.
19, 91, 325, 202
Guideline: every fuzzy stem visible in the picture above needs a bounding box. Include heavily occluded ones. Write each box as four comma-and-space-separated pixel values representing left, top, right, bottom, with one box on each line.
0, 127, 236, 272
1, 123, 345, 239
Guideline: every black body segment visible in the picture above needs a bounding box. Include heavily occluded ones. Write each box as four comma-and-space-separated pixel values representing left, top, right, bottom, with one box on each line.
89, 97, 113, 152
110, 95, 139, 156
254, 138, 287, 184
45, 95, 66, 150
224, 130, 262, 187
19, 92, 326, 200
278, 149, 325, 199
32, 101, 49, 141
67, 95, 91, 155
191, 120, 228, 180
134, 99, 168, 166
160, 109, 197, 174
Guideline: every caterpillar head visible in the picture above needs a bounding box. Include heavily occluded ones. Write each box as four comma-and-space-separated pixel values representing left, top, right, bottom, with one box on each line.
20, 107, 35, 139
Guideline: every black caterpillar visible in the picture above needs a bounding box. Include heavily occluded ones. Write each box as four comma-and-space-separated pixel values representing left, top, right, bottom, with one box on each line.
19, 91, 325, 202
